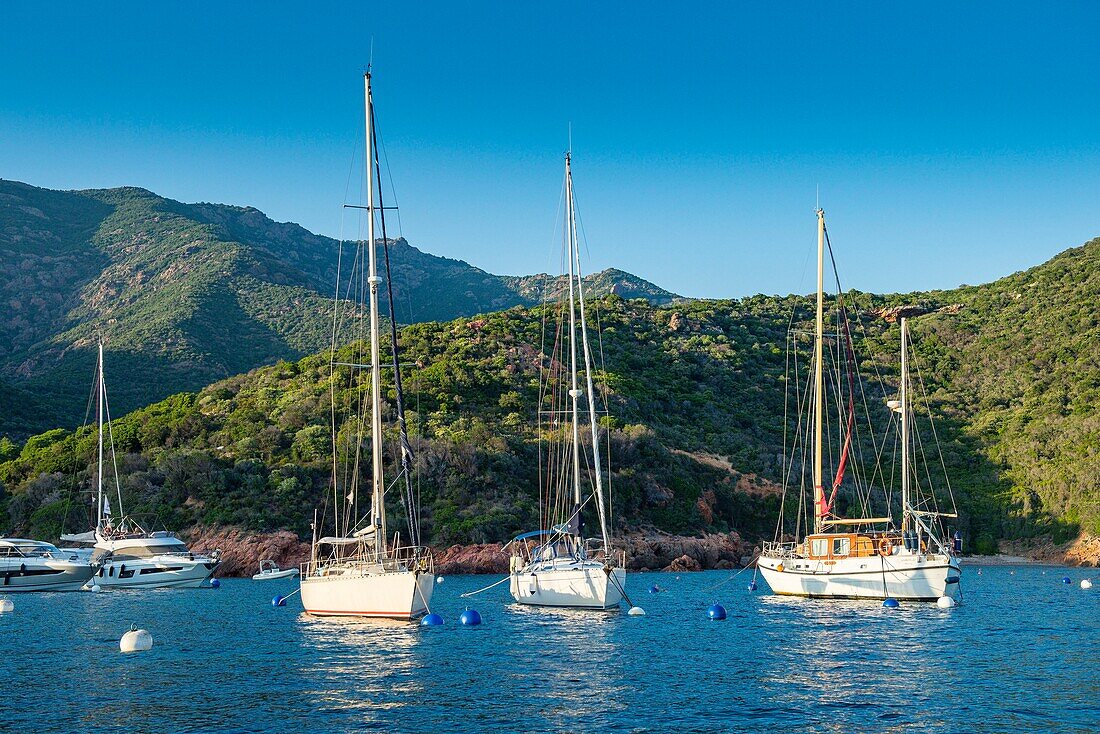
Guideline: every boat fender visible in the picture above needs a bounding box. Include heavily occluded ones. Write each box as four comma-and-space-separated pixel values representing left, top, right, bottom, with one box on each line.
878, 539, 893, 556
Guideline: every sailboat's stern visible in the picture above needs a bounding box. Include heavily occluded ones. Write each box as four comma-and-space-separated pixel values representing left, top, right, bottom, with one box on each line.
302, 569, 435, 620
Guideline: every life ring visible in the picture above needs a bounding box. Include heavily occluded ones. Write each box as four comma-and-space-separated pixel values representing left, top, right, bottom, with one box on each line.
878, 539, 893, 556
776, 563, 785, 573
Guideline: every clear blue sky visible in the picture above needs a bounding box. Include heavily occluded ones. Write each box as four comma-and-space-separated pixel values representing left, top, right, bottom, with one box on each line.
2, 2, 1098, 298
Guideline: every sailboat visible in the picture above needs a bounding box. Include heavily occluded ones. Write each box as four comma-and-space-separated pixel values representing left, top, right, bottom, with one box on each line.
756, 209, 961, 601
507, 152, 627, 609
299, 72, 434, 619
60, 344, 221, 588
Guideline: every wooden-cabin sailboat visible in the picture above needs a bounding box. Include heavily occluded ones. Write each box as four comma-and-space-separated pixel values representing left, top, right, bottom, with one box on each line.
299, 72, 434, 619
507, 152, 627, 609
757, 209, 962, 601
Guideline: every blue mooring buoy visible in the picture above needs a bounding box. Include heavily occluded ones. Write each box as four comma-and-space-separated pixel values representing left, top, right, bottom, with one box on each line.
421, 612, 444, 626
747, 581, 758, 591
707, 603, 727, 620
209, 578, 220, 589
272, 595, 286, 607
882, 597, 900, 608
1062, 576, 1071, 584
648, 585, 660, 594
459, 608, 482, 626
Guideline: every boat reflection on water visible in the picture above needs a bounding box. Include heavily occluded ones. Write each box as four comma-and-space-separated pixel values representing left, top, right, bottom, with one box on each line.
296, 613, 425, 716
502, 602, 629, 721
754, 594, 955, 725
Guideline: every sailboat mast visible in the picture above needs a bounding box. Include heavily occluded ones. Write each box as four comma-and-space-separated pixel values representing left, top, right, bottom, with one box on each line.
96, 342, 104, 528
813, 209, 826, 534
564, 153, 583, 516
900, 316, 910, 531
568, 159, 612, 549
364, 72, 386, 556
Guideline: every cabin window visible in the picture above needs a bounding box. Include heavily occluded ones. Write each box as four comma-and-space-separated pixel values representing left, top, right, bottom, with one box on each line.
832, 537, 851, 556
810, 539, 828, 557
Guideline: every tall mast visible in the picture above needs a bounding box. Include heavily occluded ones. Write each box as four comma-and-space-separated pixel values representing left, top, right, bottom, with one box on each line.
564, 153, 583, 521
364, 72, 386, 556
900, 317, 910, 531
813, 209, 825, 534
568, 157, 611, 549
96, 342, 105, 528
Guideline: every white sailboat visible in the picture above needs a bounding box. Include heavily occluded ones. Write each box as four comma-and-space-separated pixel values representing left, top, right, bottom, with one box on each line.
299, 71, 434, 620
757, 210, 961, 601
60, 343, 221, 589
508, 152, 627, 610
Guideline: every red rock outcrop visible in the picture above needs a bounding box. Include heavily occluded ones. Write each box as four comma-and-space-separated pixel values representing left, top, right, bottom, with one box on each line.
185, 526, 309, 577
181, 526, 755, 577
434, 543, 509, 574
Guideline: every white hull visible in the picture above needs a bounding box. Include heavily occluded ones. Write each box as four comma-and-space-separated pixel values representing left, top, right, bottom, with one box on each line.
0, 559, 96, 592
510, 562, 625, 609
93, 556, 218, 589
301, 568, 434, 619
757, 551, 961, 601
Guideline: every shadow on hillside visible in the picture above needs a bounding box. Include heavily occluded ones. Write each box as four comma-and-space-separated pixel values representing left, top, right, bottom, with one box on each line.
917, 411, 1082, 553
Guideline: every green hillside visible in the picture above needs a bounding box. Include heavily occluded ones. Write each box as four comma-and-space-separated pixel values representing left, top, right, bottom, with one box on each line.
0, 180, 678, 438
2, 237, 1097, 550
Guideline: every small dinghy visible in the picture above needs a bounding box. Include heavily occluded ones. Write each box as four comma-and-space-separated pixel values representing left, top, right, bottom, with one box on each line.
252, 560, 299, 581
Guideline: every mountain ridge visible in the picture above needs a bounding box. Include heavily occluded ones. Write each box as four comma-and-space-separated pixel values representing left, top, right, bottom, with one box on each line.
0, 179, 679, 437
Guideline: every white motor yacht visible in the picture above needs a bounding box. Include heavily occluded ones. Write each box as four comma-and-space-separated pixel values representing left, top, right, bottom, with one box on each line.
0, 538, 97, 592
57, 344, 220, 589
63, 522, 220, 589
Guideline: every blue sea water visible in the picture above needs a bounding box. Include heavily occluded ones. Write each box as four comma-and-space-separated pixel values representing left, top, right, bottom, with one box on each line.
2, 564, 1097, 733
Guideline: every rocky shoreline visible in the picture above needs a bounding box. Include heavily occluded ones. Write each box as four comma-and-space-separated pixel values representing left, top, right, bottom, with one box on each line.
184, 526, 1098, 577
184, 526, 754, 577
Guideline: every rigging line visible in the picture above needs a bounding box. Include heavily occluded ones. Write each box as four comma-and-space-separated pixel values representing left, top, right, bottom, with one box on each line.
101, 374, 124, 517
64, 355, 101, 534
702, 551, 760, 592
911, 339, 959, 514
372, 101, 419, 546
824, 224, 893, 517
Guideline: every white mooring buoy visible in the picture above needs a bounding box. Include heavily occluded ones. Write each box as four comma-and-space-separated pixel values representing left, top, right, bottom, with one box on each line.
936, 596, 956, 608
1082, 579, 1094, 590
0, 599, 13, 613
628, 606, 646, 616
120, 624, 153, 653
436, 576, 444, 584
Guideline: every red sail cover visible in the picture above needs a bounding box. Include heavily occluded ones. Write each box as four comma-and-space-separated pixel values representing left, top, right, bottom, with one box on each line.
823, 308, 857, 518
